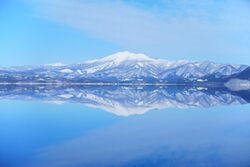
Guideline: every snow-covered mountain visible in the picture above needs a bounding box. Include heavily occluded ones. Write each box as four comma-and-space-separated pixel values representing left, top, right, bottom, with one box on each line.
0, 85, 249, 116
0, 51, 249, 83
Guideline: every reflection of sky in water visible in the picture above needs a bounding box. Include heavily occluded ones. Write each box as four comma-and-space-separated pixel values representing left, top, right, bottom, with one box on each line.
0, 100, 250, 167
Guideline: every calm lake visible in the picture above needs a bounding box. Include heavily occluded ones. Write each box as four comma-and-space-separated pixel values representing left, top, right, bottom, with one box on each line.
0, 85, 250, 167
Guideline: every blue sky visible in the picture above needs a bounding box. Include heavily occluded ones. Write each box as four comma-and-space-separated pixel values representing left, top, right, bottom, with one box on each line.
1, 0, 250, 66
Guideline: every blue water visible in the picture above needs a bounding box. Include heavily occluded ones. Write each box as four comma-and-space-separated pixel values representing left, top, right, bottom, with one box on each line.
0, 100, 250, 167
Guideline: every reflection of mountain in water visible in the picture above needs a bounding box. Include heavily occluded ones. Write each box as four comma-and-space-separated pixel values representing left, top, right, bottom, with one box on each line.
0, 85, 249, 116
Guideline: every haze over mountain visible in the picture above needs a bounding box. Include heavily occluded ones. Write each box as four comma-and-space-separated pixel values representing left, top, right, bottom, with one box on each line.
0, 52, 249, 84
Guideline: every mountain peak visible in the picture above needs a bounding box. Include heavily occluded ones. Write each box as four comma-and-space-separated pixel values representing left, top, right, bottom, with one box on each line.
46, 62, 65, 67
101, 51, 153, 63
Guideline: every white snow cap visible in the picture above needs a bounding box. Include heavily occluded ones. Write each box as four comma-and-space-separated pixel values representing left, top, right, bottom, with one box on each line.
46, 62, 65, 67
101, 51, 154, 63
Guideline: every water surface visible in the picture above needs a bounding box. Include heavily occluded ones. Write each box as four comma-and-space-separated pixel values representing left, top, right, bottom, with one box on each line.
0, 86, 250, 167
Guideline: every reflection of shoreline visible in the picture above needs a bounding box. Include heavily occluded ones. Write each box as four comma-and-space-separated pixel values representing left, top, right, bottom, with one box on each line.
0, 82, 222, 86
0, 85, 249, 116
225, 79, 250, 91
2, 79, 248, 89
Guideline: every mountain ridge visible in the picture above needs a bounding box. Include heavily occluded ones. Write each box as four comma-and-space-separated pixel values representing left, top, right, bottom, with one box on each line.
0, 51, 249, 84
